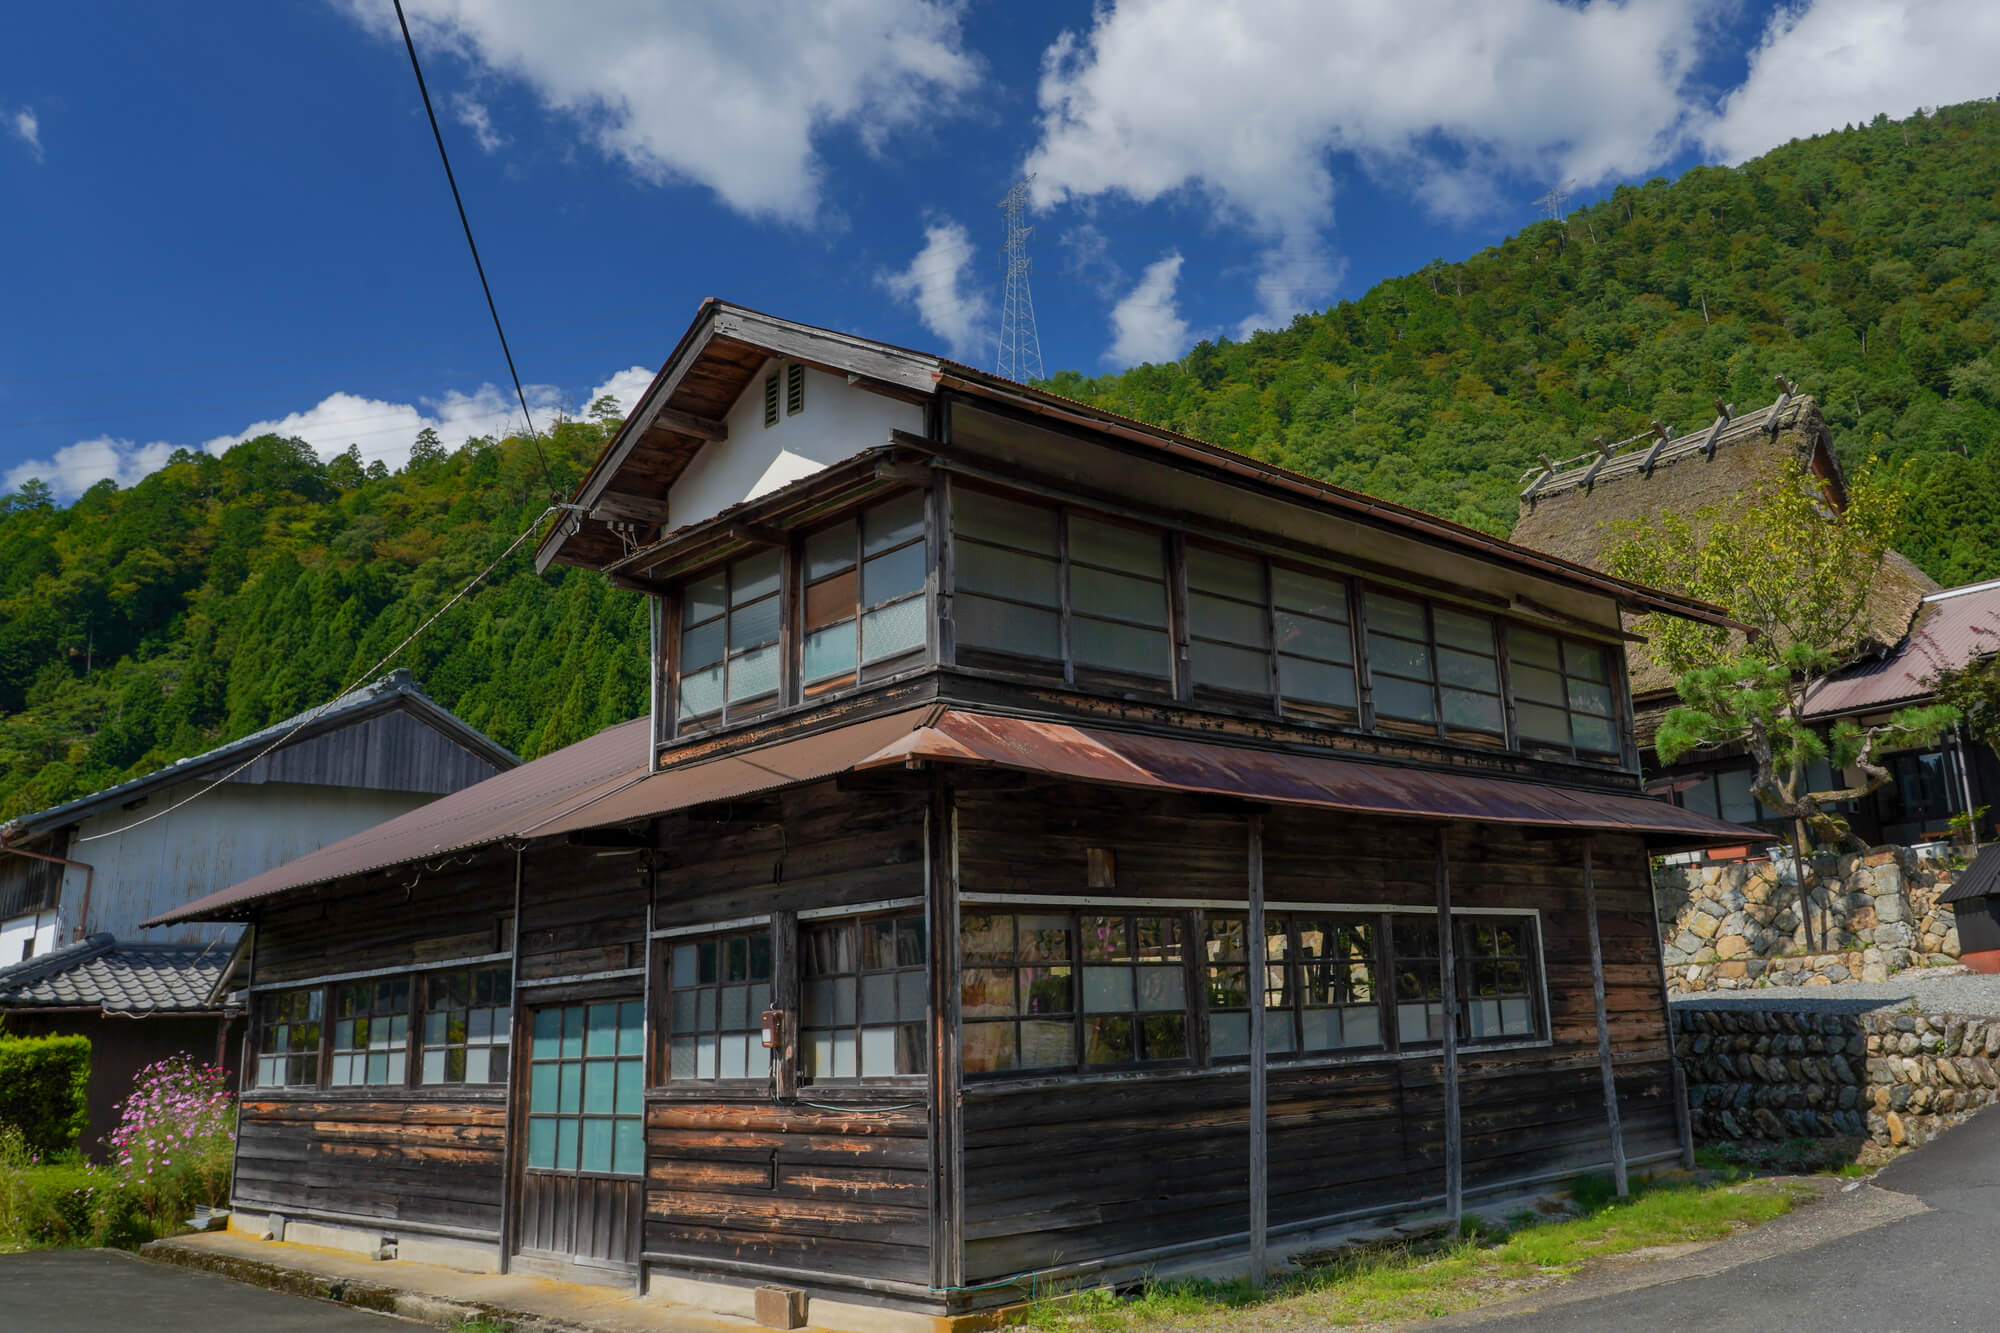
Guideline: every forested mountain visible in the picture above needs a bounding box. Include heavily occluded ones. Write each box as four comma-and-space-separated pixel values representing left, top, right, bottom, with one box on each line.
5, 101, 2000, 818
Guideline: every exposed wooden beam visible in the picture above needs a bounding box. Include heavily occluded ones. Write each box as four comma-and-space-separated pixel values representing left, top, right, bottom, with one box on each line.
724, 521, 789, 548
1582, 837, 1630, 1197
1247, 811, 1268, 1288
1436, 827, 1462, 1228
647, 406, 728, 442
591, 494, 670, 524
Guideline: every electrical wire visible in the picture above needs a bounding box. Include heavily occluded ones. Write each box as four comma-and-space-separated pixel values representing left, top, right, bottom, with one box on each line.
389, 0, 555, 497
76, 504, 570, 845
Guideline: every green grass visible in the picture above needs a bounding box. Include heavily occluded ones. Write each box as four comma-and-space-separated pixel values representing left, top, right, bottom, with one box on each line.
1014, 1171, 1808, 1331
449, 1319, 514, 1333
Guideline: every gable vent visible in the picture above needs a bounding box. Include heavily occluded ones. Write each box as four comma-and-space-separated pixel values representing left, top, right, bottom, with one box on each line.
763, 372, 780, 428
785, 362, 805, 416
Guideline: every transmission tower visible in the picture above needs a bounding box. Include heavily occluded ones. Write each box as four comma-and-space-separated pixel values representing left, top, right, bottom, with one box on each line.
1533, 178, 1575, 222
995, 178, 1044, 382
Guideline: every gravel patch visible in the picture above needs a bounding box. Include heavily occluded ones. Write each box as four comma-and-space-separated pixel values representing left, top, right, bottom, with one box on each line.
1669, 967, 2000, 1016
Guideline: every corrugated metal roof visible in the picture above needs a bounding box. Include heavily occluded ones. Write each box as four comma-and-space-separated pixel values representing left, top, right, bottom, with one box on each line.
854, 712, 1765, 848
1805, 581, 2000, 718
155, 705, 1760, 928
1, 670, 518, 845
1939, 843, 2000, 905
143, 717, 650, 926
0, 933, 233, 1013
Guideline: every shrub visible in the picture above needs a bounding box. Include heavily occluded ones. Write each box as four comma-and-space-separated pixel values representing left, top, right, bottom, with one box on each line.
0, 1125, 154, 1249
0, 1032, 90, 1156
106, 1054, 235, 1221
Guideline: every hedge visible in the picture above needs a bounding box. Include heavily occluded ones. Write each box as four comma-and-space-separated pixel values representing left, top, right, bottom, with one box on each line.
0, 1033, 90, 1156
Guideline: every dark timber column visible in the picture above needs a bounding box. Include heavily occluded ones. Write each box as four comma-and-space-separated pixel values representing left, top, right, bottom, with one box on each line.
1247, 811, 1267, 1287
1582, 838, 1629, 1197
926, 775, 964, 1294
1434, 827, 1461, 1227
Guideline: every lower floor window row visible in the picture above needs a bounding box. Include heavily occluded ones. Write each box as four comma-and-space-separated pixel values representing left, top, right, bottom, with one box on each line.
959, 908, 1545, 1078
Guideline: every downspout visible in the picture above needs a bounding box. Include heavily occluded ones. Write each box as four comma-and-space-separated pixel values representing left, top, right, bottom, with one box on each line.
0, 838, 96, 944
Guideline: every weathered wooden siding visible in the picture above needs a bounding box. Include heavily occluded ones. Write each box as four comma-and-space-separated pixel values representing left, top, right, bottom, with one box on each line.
227, 707, 509, 795
252, 855, 513, 985
517, 843, 647, 982
642, 779, 933, 1285
233, 1098, 507, 1235
954, 785, 1678, 1283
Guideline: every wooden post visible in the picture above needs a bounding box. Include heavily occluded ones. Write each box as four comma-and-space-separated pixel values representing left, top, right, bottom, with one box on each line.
926, 776, 964, 1294
1582, 839, 1629, 1197
498, 847, 525, 1274
1247, 811, 1268, 1287
1435, 827, 1462, 1228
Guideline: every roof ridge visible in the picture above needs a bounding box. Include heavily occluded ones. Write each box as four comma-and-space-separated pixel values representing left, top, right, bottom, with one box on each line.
1519, 380, 1812, 503
0, 932, 115, 993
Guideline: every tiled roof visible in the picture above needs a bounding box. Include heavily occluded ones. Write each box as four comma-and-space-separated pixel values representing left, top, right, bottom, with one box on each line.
0, 933, 235, 1013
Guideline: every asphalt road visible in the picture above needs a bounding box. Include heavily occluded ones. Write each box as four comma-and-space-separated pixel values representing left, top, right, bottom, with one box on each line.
0, 1248, 403, 1332
1464, 1106, 2000, 1332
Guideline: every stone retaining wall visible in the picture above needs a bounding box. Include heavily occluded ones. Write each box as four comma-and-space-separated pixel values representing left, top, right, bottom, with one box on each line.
1674, 1006, 1999, 1151
1656, 846, 1963, 993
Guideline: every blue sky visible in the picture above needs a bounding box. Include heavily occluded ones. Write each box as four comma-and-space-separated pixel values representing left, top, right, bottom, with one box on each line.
4, 0, 1995, 498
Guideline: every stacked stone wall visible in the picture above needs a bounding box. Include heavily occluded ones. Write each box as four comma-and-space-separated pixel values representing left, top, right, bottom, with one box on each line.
1674, 1007, 1998, 1150
1656, 846, 1962, 993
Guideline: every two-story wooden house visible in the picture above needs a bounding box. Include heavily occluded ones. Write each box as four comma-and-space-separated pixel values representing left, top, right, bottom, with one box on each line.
152, 302, 1760, 1331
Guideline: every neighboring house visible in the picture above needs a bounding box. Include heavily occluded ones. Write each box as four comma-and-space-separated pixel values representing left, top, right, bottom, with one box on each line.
0, 669, 515, 1151
1510, 389, 1957, 850
153, 301, 1755, 1330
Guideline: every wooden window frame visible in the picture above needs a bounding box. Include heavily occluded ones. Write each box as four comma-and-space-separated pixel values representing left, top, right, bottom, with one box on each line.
675, 547, 785, 733
1504, 626, 1622, 763
1360, 586, 1508, 749
797, 909, 929, 1086
327, 975, 412, 1089
1203, 910, 1386, 1061
253, 985, 325, 1090
797, 494, 930, 702
1183, 542, 1360, 724
657, 925, 776, 1088
418, 963, 515, 1087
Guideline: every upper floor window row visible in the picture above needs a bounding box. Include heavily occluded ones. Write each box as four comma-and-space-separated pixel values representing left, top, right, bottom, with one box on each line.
663, 482, 1623, 763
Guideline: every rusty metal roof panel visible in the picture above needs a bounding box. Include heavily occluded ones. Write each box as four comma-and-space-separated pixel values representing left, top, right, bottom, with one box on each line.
1805, 580, 2000, 718
145, 717, 651, 926
863, 712, 1762, 847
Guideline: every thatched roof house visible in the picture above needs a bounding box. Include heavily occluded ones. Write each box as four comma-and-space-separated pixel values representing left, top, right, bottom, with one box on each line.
1510, 390, 1936, 705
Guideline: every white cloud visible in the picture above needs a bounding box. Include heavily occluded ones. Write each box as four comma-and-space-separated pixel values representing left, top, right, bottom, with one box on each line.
5, 437, 175, 498
583, 365, 654, 420
1025, 0, 1718, 334
879, 219, 991, 361
336, 0, 978, 223
10, 106, 41, 161
1704, 0, 2000, 163
1105, 252, 1191, 367
453, 93, 507, 153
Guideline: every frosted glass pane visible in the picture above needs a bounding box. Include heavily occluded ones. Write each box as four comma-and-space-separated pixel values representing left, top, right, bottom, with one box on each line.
729, 595, 780, 649
684, 572, 725, 623
727, 643, 779, 703
672, 944, 699, 988
613, 1118, 644, 1176
386, 1053, 405, 1085
957, 595, 1060, 659
1082, 967, 1133, 1013
832, 1030, 857, 1079
898, 971, 925, 1021
863, 543, 926, 606
1276, 612, 1350, 664
809, 1031, 833, 1079
1270, 566, 1346, 620
584, 1062, 614, 1113
862, 598, 927, 664
731, 548, 780, 603
1569, 679, 1615, 717
1193, 640, 1271, 696
956, 541, 1059, 604
559, 1063, 581, 1113
530, 1062, 558, 1112
1368, 634, 1431, 679
1512, 663, 1564, 706
466, 1047, 490, 1084
669, 1043, 695, 1080
860, 1025, 897, 1076
1187, 547, 1262, 600
1209, 1013, 1249, 1058
804, 622, 858, 683
1501, 997, 1533, 1034
1442, 688, 1503, 733
805, 521, 857, 578
1508, 627, 1561, 670
1373, 674, 1435, 722
1073, 618, 1168, 677
1301, 1008, 1337, 1052
1517, 702, 1570, 745
1567, 643, 1610, 682
1069, 515, 1162, 575
1136, 966, 1185, 1012
587, 1003, 618, 1056
696, 1035, 717, 1079
469, 1009, 492, 1042
1190, 591, 1269, 646
554, 1118, 577, 1172
1266, 1018, 1295, 1054
747, 1039, 769, 1079
616, 1060, 642, 1114
678, 664, 722, 720
527, 1117, 556, 1169
1573, 714, 1619, 754
1398, 1002, 1441, 1044
1438, 647, 1498, 691
1071, 565, 1165, 624
864, 491, 925, 554
1432, 607, 1493, 653
1468, 999, 1502, 1039
1365, 593, 1426, 640
1278, 655, 1354, 707
581, 1118, 613, 1174
861, 973, 896, 1021
680, 618, 723, 669
1018, 1020, 1075, 1069
720, 985, 748, 1031
1342, 1005, 1381, 1048
955, 489, 1057, 553
721, 1033, 747, 1079
423, 1050, 446, 1084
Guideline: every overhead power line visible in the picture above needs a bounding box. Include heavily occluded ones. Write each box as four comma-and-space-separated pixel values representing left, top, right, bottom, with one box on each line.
390, 0, 555, 496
